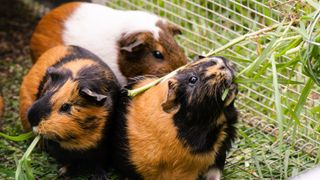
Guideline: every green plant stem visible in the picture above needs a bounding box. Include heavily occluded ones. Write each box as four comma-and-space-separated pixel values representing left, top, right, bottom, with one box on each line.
270, 53, 283, 144
15, 135, 41, 180
127, 77, 164, 97
293, 78, 314, 122
127, 66, 184, 97
128, 23, 291, 98
237, 20, 294, 77
279, 35, 302, 42
0, 131, 34, 142
205, 23, 288, 57
221, 89, 230, 101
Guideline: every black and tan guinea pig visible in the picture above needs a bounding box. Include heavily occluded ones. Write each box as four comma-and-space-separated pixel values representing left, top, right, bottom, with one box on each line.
30, 2, 187, 85
111, 56, 238, 180
19, 45, 120, 177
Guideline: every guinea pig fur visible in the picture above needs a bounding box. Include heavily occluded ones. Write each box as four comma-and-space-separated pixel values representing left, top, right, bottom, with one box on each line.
30, 2, 187, 86
19, 45, 120, 177
111, 56, 238, 180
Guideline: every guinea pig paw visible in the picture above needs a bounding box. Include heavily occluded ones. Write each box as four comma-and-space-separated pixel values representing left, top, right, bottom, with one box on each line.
205, 168, 221, 180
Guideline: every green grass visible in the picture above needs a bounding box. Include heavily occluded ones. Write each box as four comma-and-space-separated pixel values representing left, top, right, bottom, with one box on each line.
1, 0, 320, 179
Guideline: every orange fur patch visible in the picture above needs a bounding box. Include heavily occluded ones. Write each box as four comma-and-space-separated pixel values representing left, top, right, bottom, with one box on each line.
19, 46, 70, 131
30, 2, 80, 61
126, 80, 227, 179
61, 59, 95, 76
37, 80, 108, 150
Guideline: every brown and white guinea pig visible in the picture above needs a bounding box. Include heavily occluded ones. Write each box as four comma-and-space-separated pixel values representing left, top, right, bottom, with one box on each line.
19, 45, 120, 177
30, 2, 187, 86
111, 56, 238, 180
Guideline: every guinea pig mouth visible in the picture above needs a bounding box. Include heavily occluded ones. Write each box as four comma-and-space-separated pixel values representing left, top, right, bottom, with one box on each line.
33, 127, 63, 142
32, 126, 39, 134
223, 83, 238, 106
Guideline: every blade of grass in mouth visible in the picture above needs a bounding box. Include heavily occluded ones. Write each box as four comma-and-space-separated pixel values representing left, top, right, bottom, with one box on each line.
221, 88, 230, 101
15, 135, 41, 180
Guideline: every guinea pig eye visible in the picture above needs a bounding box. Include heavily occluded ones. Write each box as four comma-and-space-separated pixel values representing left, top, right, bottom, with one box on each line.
152, 51, 164, 60
189, 76, 198, 85
59, 103, 71, 113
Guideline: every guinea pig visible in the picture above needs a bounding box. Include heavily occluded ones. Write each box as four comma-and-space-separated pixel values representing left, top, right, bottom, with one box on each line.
111, 56, 238, 180
19, 45, 120, 177
30, 2, 187, 86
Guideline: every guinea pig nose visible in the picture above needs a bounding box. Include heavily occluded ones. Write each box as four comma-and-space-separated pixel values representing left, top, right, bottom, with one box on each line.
27, 106, 42, 127
27, 100, 51, 127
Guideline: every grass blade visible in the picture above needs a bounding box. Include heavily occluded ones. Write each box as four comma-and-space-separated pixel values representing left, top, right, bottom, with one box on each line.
15, 135, 41, 180
311, 106, 320, 113
0, 131, 34, 142
270, 53, 283, 143
205, 23, 287, 57
284, 150, 290, 179
221, 89, 230, 101
292, 78, 314, 123
234, 78, 303, 85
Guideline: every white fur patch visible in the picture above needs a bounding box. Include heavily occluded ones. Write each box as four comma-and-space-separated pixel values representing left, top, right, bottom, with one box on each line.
62, 3, 164, 85
205, 168, 221, 180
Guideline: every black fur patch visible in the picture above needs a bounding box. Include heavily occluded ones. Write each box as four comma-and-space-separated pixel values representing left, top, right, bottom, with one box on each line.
109, 92, 143, 179
77, 116, 99, 132
37, 68, 72, 99
27, 91, 53, 127
170, 57, 238, 171
171, 59, 237, 154
36, 45, 116, 99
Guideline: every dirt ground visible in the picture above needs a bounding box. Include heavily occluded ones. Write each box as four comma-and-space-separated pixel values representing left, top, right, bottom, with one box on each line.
0, 0, 38, 129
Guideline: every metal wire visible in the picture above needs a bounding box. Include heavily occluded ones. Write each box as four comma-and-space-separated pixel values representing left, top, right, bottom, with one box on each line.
21, 0, 320, 178
106, 0, 320, 178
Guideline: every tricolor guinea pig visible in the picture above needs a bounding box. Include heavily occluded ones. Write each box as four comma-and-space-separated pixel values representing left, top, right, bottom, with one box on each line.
111, 56, 238, 180
30, 2, 187, 85
19, 45, 120, 177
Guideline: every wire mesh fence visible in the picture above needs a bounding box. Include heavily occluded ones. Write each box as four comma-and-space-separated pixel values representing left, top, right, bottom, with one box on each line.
105, 0, 320, 179
2, 0, 319, 179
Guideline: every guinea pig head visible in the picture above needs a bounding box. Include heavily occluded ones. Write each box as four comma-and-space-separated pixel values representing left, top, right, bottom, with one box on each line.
118, 21, 187, 79
161, 56, 238, 119
27, 66, 114, 151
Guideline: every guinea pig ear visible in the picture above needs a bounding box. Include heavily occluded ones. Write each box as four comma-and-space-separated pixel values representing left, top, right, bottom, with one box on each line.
80, 88, 109, 106
120, 39, 144, 53
47, 67, 64, 81
192, 55, 206, 62
162, 80, 179, 113
167, 23, 182, 36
